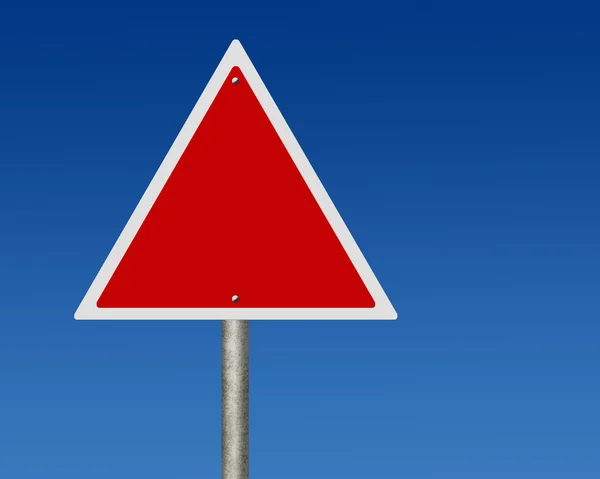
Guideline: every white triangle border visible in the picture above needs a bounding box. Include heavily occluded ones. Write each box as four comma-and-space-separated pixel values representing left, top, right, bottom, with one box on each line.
75, 40, 397, 320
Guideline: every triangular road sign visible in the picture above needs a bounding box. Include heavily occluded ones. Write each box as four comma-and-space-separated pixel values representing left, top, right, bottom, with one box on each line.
75, 40, 396, 320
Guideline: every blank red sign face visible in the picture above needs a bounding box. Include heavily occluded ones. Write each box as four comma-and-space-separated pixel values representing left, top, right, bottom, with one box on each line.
97, 67, 375, 309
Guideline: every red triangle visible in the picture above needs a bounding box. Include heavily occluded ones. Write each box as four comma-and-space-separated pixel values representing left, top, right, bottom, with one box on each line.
97, 67, 374, 309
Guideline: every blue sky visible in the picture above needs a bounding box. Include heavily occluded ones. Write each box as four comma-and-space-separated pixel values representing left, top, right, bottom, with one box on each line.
1, 3, 599, 478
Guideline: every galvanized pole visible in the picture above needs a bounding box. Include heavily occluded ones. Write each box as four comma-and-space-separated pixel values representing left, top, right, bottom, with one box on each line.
222, 320, 249, 479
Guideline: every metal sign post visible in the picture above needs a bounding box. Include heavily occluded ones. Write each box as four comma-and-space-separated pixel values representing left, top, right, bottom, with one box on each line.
222, 320, 249, 479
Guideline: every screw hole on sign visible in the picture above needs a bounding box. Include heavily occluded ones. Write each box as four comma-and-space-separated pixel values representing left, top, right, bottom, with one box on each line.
232, 77, 239, 84
232, 295, 239, 303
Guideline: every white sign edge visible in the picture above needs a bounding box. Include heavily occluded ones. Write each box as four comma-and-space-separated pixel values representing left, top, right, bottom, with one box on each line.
75, 39, 397, 320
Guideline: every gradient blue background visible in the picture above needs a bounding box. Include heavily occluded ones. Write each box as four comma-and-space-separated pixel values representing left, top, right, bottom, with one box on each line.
1, 3, 599, 478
